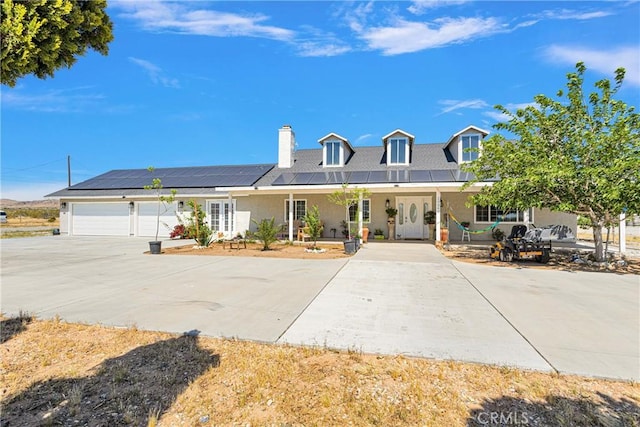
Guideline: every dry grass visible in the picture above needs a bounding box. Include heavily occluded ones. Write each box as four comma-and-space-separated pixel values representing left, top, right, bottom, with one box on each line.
2, 315, 638, 426
0, 217, 59, 228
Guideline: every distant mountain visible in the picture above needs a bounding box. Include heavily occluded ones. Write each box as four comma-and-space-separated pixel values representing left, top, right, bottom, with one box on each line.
0, 199, 59, 208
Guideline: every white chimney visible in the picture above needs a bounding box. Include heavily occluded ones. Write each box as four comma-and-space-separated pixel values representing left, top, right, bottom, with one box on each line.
278, 124, 295, 168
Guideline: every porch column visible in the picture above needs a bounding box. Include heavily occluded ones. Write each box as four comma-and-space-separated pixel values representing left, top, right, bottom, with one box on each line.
228, 194, 233, 236
288, 193, 294, 241
619, 212, 626, 254
435, 189, 441, 241
357, 193, 363, 239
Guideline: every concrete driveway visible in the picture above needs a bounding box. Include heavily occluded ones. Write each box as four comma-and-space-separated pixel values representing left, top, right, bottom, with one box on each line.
1, 236, 347, 342
2, 237, 638, 380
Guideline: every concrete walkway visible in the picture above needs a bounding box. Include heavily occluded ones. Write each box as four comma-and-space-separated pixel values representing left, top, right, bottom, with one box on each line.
2, 237, 638, 380
279, 242, 639, 380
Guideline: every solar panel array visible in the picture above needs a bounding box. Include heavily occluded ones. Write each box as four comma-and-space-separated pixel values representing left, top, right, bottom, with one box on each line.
70, 165, 274, 190
271, 169, 476, 186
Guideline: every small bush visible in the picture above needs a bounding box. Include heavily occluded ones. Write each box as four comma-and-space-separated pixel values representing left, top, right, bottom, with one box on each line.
252, 217, 279, 251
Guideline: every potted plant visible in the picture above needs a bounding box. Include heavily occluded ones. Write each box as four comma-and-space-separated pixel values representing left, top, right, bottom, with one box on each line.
374, 228, 385, 240
328, 184, 370, 254
144, 166, 176, 254
424, 210, 436, 240
386, 207, 398, 241
440, 223, 449, 242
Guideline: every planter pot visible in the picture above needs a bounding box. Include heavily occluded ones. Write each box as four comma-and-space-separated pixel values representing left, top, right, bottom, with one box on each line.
387, 222, 396, 240
355, 238, 361, 251
149, 241, 162, 254
343, 240, 356, 255
440, 229, 449, 242
428, 224, 436, 240
362, 227, 369, 243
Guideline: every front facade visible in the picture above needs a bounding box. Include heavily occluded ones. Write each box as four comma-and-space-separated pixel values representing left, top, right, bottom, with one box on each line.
48, 125, 576, 241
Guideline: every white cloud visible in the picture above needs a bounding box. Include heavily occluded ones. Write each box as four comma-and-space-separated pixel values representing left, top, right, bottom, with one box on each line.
358, 16, 505, 55
544, 45, 640, 86
1, 182, 69, 201
439, 99, 489, 114
114, 1, 294, 41
539, 9, 613, 21
295, 26, 352, 57
1, 87, 105, 113
128, 57, 180, 88
355, 133, 374, 145
407, 0, 471, 15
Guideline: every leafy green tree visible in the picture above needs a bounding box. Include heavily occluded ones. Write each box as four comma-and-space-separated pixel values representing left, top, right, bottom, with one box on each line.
144, 167, 177, 242
303, 205, 323, 249
1, 0, 113, 87
328, 184, 370, 240
185, 200, 212, 247
252, 217, 279, 251
463, 62, 640, 261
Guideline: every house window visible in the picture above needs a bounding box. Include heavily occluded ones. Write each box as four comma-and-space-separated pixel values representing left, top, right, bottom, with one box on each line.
348, 199, 370, 223
388, 138, 408, 165
461, 135, 480, 162
475, 205, 533, 223
325, 141, 341, 166
285, 199, 307, 221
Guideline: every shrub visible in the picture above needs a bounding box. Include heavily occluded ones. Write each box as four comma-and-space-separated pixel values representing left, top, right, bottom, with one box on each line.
303, 205, 323, 249
185, 200, 212, 247
170, 224, 186, 239
252, 217, 279, 251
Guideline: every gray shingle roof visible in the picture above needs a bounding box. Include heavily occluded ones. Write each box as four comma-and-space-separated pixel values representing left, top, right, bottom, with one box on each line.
255, 143, 464, 186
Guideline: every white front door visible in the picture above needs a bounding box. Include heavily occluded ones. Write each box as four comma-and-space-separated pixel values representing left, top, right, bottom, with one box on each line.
397, 197, 431, 239
208, 200, 235, 238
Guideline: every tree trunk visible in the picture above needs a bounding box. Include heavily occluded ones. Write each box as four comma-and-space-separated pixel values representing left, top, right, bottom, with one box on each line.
592, 223, 605, 262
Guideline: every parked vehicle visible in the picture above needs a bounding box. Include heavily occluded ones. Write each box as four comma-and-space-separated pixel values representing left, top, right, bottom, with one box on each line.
0, 210, 6, 223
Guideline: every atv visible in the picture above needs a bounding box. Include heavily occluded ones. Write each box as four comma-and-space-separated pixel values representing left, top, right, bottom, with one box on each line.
490, 225, 552, 264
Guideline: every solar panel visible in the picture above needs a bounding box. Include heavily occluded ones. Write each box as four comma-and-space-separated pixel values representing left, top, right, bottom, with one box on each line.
410, 170, 433, 182
367, 171, 388, 183
307, 173, 329, 185
289, 173, 314, 185
386, 170, 410, 183
430, 170, 455, 182
325, 171, 350, 184
69, 165, 273, 190
348, 171, 369, 184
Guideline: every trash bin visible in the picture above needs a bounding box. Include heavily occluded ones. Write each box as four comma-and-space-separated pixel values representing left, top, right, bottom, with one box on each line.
52, 228, 60, 235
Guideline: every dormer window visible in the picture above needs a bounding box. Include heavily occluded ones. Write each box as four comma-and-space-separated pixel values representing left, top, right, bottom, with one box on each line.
382, 129, 415, 166
318, 133, 353, 168
444, 126, 489, 164
461, 134, 480, 162
389, 137, 408, 164
325, 140, 341, 166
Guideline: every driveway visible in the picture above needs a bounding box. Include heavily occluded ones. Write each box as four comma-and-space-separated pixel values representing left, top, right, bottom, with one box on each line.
1, 236, 347, 342
2, 237, 638, 380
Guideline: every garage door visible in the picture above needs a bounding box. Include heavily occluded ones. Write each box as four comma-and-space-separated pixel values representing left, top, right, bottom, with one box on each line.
137, 202, 178, 238
72, 203, 130, 236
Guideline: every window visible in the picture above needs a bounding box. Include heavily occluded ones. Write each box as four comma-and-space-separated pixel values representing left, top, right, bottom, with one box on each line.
461, 135, 480, 162
475, 205, 533, 223
285, 199, 307, 221
325, 141, 341, 166
348, 199, 370, 223
388, 138, 408, 164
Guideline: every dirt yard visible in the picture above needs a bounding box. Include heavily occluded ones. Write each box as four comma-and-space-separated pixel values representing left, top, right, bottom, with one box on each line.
439, 244, 640, 274
162, 240, 352, 259
1, 316, 638, 426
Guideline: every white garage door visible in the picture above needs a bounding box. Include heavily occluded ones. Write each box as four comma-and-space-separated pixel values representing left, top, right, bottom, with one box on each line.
137, 202, 178, 238
72, 203, 130, 236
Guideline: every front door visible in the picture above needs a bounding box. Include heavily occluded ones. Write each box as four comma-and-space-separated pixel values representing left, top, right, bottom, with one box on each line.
397, 197, 430, 239
208, 200, 235, 238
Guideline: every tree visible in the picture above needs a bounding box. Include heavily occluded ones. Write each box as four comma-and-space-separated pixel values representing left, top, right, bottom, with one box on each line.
1, 0, 113, 87
302, 205, 323, 249
144, 167, 176, 243
184, 200, 212, 248
328, 184, 371, 240
463, 62, 640, 262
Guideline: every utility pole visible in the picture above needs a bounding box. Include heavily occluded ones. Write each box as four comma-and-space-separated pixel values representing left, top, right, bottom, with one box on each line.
67, 155, 71, 187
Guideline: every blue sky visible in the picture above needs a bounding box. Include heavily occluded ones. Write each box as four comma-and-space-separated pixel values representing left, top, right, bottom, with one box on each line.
1, 1, 639, 200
